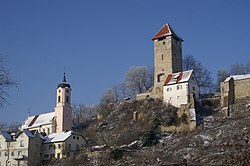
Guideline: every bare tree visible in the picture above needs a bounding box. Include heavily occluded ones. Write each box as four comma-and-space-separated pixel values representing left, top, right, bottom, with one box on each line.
230, 63, 246, 75
183, 54, 214, 94
72, 104, 97, 130
0, 54, 18, 108
125, 66, 153, 95
216, 69, 229, 92
245, 61, 250, 73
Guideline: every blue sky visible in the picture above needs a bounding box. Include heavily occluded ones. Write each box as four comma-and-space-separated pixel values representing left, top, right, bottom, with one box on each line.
0, 0, 249, 124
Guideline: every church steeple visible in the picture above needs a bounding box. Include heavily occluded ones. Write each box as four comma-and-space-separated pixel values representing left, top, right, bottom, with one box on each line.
58, 73, 71, 88
63, 72, 66, 82
55, 73, 72, 132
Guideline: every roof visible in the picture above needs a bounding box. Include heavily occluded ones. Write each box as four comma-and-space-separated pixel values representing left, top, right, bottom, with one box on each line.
0, 131, 12, 141
43, 131, 72, 143
152, 23, 183, 41
164, 70, 194, 86
58, 72, 71, 88
21, 112, 55, 130
224, 74, 250, 82
15, 130, 35, 138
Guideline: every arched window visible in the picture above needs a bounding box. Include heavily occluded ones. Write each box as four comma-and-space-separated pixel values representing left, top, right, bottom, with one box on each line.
66, 96, 69, 103
58, 96, 61, 102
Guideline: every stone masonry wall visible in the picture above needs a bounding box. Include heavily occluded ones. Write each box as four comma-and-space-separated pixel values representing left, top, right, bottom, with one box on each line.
153, 36, 183, 99
234, 78, 250, 99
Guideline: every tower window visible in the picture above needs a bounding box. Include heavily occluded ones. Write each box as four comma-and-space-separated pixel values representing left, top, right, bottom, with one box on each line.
162, 54, 164, 60
58, 96, 61, 102
163, 42, 165, 45
66, 96, 69, 103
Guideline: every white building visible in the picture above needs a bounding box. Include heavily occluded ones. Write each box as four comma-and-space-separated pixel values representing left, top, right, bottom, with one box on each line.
163, 70, 199, 108
0, 130, 42, 166
42, 131, 87, 161
0, 130, 87, 166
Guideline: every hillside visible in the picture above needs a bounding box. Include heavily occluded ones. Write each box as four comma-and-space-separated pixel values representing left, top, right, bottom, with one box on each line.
50, 98, 250, 166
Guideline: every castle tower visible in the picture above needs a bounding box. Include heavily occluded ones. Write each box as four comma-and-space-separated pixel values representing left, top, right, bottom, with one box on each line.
54, 73, 72, 132
152, 23, 183, 98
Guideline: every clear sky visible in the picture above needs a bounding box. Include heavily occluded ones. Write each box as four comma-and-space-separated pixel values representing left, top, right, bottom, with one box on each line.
0, 0, 249, 124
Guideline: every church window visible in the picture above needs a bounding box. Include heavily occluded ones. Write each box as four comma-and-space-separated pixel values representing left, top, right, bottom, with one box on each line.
11, 151, 14, 156
163, 42, 165, 45
58, 89, 61, 93
66, 89, 69, 93
57, 153, 60, 159
162, 54, 164, 60
5, 151, 7, 156
58, 144, 61, 149
66, 96, 69, 103
73, 136, 75, 139
58, 96, 61, 102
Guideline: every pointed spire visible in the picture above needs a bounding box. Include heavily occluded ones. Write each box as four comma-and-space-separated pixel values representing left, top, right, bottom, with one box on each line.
152, 23, 183, 41
58, 72, 71, 88
63, 72, 67, 83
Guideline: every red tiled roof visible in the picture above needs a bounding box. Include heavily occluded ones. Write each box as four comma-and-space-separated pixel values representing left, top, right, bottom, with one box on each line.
152, 23, 183, 41
164, 70, 193, 86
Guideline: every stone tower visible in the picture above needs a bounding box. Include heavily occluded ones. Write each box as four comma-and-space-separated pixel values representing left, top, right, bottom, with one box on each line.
152, 23, 183, 98
54, 73, 72, 132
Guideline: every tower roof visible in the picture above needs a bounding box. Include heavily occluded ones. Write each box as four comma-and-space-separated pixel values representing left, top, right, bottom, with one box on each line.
58, 73, 71, 88
152, 23, 183, 41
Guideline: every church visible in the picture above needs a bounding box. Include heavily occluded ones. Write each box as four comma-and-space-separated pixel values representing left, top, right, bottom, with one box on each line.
21, 73, 72, 134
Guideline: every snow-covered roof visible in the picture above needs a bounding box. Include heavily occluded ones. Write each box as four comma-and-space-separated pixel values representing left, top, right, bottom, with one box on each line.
43, 131, 72, 143
0, 131, 12, 141
224, 74, 250, 82
21, 112, 55, 130
164, 70, 194, 86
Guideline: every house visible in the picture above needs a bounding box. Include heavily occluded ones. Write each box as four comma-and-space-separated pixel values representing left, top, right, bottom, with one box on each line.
163, 70, 199, 108
42, 131, 87, 161
0, 130, 42, 166
0, 130, 87, 165
221, 74, 250, 108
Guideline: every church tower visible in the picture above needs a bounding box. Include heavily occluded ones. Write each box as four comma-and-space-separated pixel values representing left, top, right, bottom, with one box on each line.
54, 73, 72, 132
152, 23, 183, 98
